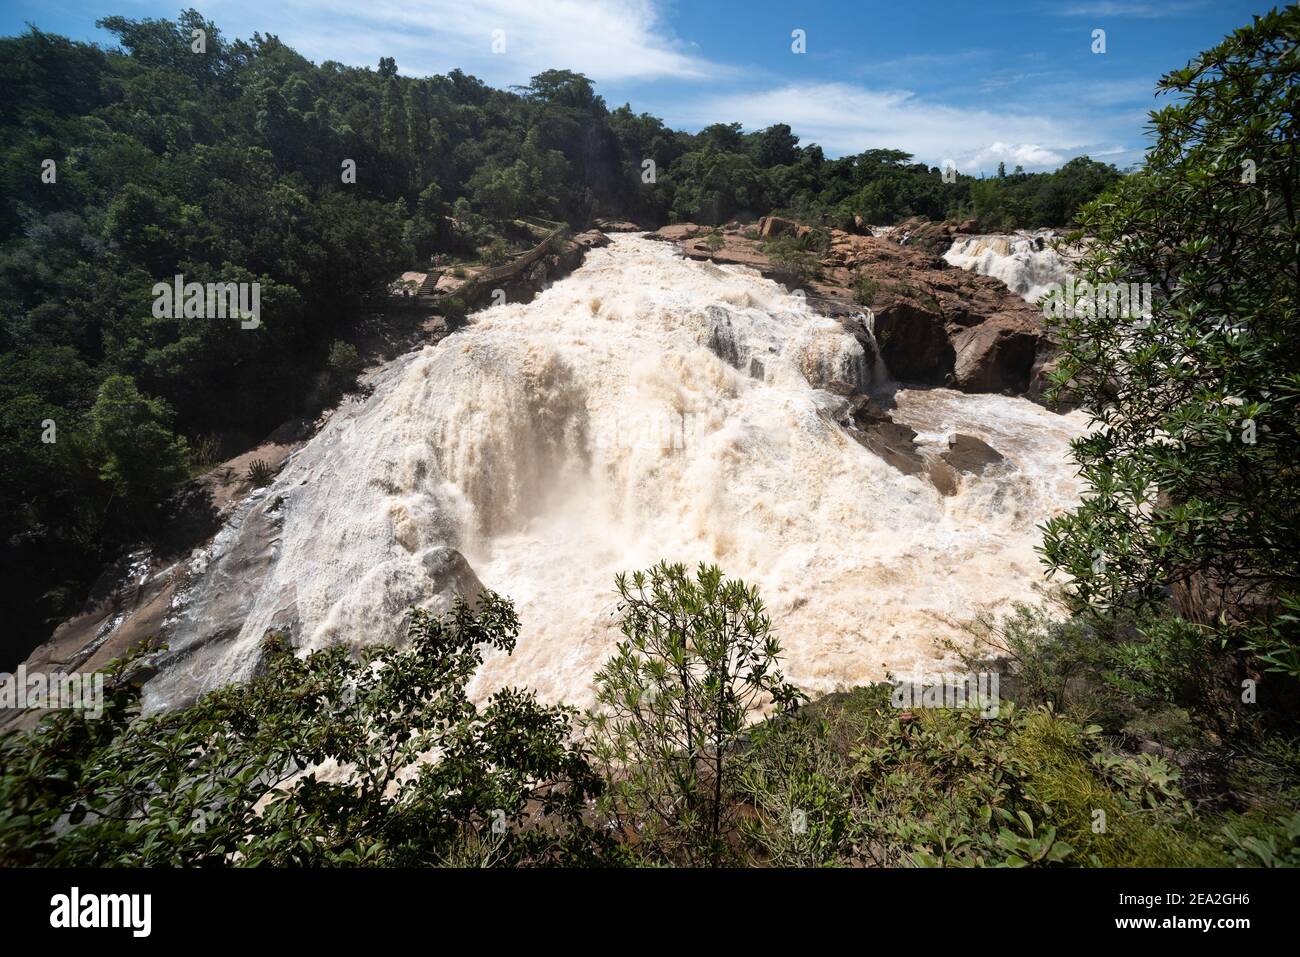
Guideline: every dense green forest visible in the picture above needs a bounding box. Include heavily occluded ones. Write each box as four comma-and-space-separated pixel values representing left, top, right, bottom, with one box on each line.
0, 10, 1121, 666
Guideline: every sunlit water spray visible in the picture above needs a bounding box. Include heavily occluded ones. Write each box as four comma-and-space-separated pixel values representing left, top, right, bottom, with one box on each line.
943, 231, 1076, 304
144, 235, 1086, 712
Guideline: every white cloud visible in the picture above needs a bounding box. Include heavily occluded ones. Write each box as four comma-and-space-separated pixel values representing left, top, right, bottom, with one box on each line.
961, 142, 1065, 170
209, 0, 718, 83
674, 83, 1084, 171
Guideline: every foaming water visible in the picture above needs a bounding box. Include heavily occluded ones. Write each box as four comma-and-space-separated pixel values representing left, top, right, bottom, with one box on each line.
943, 231, 1075, 304
144, 235, 1086, 711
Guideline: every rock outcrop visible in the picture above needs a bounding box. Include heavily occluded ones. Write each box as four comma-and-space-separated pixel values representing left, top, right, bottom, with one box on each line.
459, 229, 610, 308
844, 395, 928, 477
590, 217, 644, 233
657, 220, 1053, 398
837, 398, 1011, 498
756, 215, 816, 240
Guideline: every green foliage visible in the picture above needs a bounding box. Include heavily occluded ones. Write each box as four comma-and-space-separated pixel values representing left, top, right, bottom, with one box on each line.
1222, 811, 1300, 867
325, 340, 362, 391
759, 234, 821, 283
958, 598, 1110, 714
246, 458, 273, 488
852, 274, 880, 307
669, 147, 767, 225
968, 157, 1120, 231
478, 237, 512, 266
588, 562, 805, 865
828, 690, 1216, 867
736, 714, 854, 866
88, 374, 190, 510
2, 563, 1293, 868
1040, 8, 1300, 736
0, 593, 604, 866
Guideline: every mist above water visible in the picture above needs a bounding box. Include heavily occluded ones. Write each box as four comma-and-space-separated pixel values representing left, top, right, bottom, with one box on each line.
144, 235, 1086, 712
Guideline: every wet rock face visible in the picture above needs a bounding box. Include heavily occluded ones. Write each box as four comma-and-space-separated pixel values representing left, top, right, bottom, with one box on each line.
828, 230, 1047, 394
844, 395, 928, 477
872, 299, 955, 383
950, 317, 1042, 393
839, 398, 1012, 498
655, 223, 706, 242
942, 433, 1006, 474
890, 216, 961, 256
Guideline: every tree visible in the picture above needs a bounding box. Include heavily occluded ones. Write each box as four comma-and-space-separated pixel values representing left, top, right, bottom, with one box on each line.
0, 593, 604, 866
88, 374, 190, 512
1040, 8, 1300, 731
669, 147, 766, 224
588, 562, 805, 865
468, 160, 531, 220
752, 123, 799, 168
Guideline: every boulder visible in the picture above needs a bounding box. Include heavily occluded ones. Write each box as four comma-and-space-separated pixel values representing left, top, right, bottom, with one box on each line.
928, 460, 960, 496
572, 229, 611, 250
941, 434, 1005, 474
950, 313, 1041, 393
435, 272, 469, 294
655, 223, 705, 242
890, 217, 959, 256
591, 218, 642, 232
757, 215, 799, 239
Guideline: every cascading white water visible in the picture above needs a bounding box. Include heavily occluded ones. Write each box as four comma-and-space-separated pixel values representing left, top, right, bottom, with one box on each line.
144, 235, 1087, 712
943, 231, 1075, 305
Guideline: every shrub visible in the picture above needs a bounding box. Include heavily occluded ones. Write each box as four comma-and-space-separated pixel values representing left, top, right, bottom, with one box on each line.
852, 274, 880, 307
0, 595, 603, 866
736, 714, 854, 866
88, 374, 190, 512
587, 562, 805, 866
479, 238, 512, 266
759, 234, 820, 283
246, 458, 273, 487
325, 340, 363, 393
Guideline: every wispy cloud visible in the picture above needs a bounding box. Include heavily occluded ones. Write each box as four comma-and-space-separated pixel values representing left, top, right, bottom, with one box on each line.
1054, 1, 1209, 19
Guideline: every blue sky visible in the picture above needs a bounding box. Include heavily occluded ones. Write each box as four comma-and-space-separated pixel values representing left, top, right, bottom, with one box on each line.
0, 0, 1277, 172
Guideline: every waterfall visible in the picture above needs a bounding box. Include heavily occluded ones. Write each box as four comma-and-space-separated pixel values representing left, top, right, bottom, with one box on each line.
943, 231, 1076, 305
141, 235, 1087, 712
